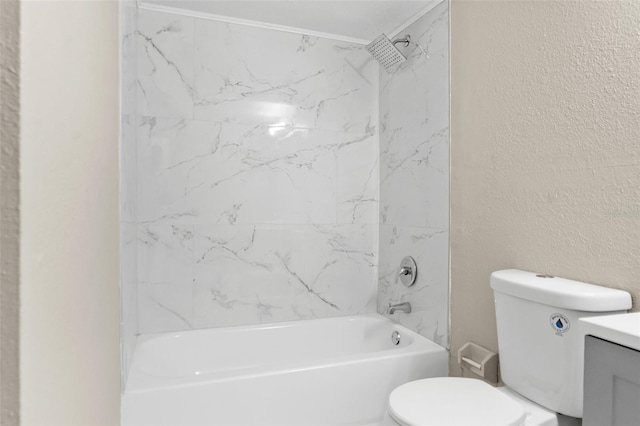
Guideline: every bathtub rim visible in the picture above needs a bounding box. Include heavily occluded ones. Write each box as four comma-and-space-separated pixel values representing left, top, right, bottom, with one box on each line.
125, 313, 448, 394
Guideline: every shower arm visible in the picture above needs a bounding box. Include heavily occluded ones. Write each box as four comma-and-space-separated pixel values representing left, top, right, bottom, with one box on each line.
394, 34, 430, 59
392, 35, 411, 48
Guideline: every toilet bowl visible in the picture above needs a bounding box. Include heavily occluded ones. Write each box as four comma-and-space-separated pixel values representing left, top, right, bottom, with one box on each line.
386, 269, 632, 426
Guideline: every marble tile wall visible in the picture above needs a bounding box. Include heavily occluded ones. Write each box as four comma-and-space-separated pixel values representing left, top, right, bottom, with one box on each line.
120, 1, 138, 387
134, 9, 379, 333
377, 1, 450, 348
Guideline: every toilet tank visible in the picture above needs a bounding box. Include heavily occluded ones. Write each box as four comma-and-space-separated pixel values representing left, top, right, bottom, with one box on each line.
490, 269, 631, 419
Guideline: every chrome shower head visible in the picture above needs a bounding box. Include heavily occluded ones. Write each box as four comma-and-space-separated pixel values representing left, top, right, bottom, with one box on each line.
366, 34, 410, 73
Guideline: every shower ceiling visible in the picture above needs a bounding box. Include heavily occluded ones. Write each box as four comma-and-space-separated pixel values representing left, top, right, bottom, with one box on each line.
139, 0, 440, 44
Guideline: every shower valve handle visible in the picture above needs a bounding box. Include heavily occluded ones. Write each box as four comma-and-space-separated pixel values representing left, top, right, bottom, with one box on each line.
398, 266, 412, 276
396, 256, 417, 287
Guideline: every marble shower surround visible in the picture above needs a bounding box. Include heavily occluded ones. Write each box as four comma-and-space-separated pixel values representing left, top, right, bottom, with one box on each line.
134, 9, 379, 333
377, 2, 450, 348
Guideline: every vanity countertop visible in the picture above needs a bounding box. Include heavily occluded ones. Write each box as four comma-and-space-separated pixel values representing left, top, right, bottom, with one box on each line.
580, 312, 640, 351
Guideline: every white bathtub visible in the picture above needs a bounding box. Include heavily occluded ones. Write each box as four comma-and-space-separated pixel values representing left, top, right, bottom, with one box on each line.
122, 314, 448, 425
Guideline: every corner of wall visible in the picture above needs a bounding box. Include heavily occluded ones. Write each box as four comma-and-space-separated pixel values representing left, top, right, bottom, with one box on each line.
0, 0, 21, 423
19, 0, 121, 422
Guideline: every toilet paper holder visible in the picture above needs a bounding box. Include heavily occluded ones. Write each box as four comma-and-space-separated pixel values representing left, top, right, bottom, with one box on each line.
457, 342, 499, 384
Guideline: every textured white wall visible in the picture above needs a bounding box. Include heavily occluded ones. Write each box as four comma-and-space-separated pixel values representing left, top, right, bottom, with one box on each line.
451, 0, 640, 376
20, 0, 120, 423
0, 0, 21, 423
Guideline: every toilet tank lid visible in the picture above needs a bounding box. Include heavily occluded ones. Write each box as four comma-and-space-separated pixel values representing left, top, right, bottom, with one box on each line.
490, 269, 632, 312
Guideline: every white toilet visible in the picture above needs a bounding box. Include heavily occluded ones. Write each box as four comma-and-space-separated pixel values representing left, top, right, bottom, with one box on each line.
387, 269, 632, 426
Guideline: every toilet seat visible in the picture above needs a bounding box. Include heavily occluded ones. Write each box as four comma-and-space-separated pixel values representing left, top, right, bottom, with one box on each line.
388, 377, 526, 426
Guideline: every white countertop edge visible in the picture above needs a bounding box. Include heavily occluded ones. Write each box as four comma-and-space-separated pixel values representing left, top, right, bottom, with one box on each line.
580, 312, 640, 352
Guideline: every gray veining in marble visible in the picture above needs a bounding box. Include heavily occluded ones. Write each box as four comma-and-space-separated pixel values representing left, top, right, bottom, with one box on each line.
125, 3, 448, 345
377, 1, 450, 349
133, 9, 379, 334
